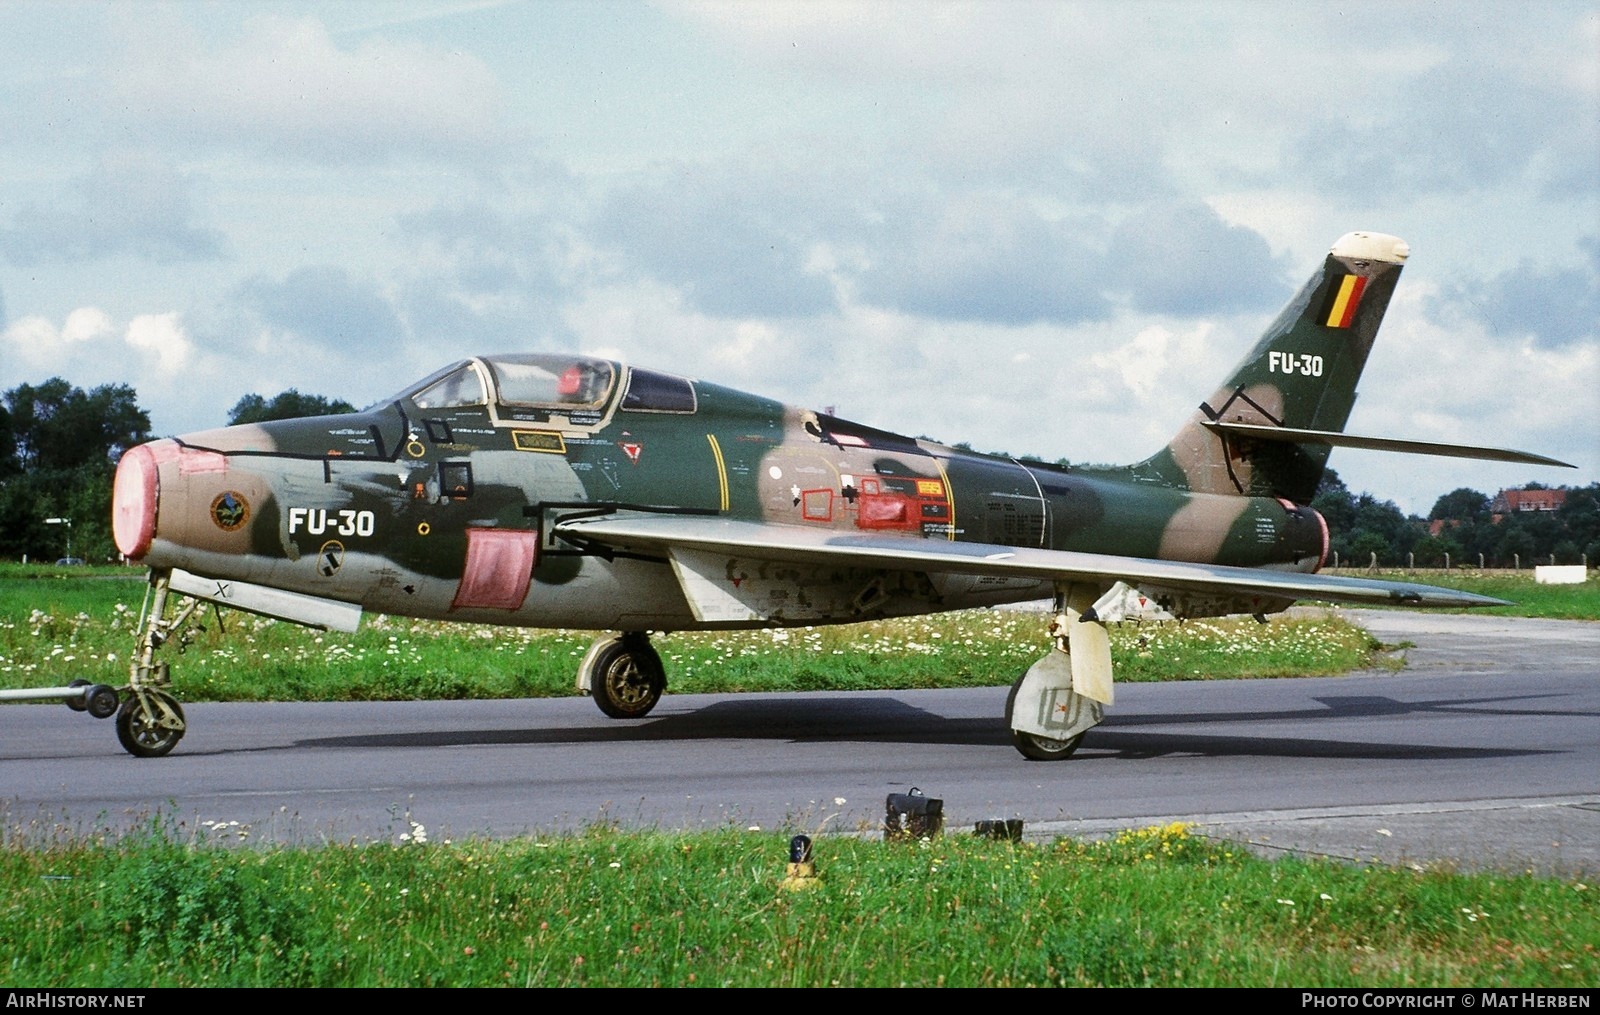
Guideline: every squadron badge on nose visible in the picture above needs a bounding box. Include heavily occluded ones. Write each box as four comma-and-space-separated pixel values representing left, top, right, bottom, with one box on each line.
211, 491, 250, 532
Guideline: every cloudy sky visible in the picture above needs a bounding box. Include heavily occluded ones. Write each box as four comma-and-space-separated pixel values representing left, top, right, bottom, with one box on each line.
1, 0, 1595, 515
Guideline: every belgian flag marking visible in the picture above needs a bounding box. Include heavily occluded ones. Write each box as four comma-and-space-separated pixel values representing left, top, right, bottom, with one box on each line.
1321, 274, 1367, 329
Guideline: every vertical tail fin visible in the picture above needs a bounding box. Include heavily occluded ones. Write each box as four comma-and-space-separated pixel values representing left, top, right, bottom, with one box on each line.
1134, 231, 1410, 503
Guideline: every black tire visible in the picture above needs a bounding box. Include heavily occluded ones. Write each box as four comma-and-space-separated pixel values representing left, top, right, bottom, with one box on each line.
1004, 673, 1085, 762
590, 637, 666, 719
84, 684, 120, 719
65, 678, 90, 712
115, 692, 186, 758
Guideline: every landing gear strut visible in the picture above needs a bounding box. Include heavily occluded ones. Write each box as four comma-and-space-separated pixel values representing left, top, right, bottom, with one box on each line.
1005, 586, 1110, 761
0, 569, 195, 756
578, 632, 666, 719
115, 569, 195, 758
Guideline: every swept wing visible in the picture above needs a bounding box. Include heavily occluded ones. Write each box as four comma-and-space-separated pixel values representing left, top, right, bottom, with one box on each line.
554, 514, 1509, 612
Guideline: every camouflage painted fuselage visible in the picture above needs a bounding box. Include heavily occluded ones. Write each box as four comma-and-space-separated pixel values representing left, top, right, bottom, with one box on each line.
113, 358, 1327, 632
113, 233, 1424, 633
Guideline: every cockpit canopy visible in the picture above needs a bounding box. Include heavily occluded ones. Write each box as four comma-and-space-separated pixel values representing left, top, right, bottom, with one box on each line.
398, 354, 619, 411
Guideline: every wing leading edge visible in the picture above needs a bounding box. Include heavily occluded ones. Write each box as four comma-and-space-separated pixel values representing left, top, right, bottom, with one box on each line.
554, 514, 1510, 611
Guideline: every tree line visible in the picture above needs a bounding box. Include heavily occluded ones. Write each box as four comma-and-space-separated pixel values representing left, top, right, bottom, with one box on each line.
1313, 471, 1600, 569
1, 377, 1595, 568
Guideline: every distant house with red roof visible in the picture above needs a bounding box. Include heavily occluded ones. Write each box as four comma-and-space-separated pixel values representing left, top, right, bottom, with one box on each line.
1490, 487, 1566, 522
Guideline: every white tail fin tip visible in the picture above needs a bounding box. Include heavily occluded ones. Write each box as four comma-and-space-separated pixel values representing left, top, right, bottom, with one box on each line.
1331, 231, 1409, 263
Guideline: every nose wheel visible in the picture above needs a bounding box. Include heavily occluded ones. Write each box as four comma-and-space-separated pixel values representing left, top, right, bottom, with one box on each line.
115, 691, 187, 758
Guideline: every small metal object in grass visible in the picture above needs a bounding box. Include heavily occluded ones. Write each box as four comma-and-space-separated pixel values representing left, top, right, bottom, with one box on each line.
781, 834, 818, 890
974, 818, 1024, 841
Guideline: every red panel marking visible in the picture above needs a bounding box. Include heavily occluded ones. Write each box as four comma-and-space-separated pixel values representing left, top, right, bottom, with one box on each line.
112, 443, 159, 559
178, 447, 227, 475
801, 488, 834, 522
452, 528, 538, 611
857, 494, 914, 530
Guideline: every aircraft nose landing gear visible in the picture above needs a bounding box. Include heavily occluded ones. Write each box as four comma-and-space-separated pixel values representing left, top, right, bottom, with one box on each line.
114, 570, 197, 758
115, 685, 187, 758
0, 569, 194, 758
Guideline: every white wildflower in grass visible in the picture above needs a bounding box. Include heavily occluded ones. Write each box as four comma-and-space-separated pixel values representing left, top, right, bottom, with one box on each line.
1277, 898, 1295, 906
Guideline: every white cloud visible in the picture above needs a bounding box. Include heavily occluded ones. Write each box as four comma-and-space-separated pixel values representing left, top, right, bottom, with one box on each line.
0, 0, 1591, 517
60, 308, 117, 346
1341, 282, 1597, 513
2, 316, 71, 373
124, 313, 193, 374
109, 13, 506, 160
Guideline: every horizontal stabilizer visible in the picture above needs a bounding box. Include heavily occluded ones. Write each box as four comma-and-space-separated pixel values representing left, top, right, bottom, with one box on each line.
1200, 420, 1574, 469
169, 568, 363, 632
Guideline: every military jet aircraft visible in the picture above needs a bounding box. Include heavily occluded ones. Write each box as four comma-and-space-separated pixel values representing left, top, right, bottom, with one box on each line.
76, 231, 1570, 759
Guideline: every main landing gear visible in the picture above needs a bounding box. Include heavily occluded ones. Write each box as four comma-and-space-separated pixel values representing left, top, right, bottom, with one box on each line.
577, 632, 666, 719
572, 602, 1111, 764
1004, 589, 1112, 761
1006, 672, 1088, 761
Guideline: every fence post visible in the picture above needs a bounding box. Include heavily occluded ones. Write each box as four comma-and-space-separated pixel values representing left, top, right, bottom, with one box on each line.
1479, 553, 1485, 568
1444, 552, 1450, 570
1368, 552, 1377, 573
1514, 553, 1520, 570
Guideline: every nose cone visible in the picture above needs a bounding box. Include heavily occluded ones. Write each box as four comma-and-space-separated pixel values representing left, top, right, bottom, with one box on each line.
113, 440, 169, 560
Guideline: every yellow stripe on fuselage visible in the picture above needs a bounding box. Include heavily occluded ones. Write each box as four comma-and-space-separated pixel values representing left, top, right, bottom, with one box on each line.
933, 457, 956, 540
706, 434, 730, 512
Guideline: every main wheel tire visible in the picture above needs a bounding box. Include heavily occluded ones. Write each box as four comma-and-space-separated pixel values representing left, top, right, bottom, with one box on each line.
590, 638, 665, 719
1004, 673, 1085, 762
115, 692, 186, 758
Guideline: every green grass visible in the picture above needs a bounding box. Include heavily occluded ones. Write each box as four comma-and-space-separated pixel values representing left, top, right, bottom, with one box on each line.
6, 567, 1595, 702
1325, 568, 1600, 620
0, 569, 1390, 700
4, 566, 1597, 988
2, 820, 1593, 987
